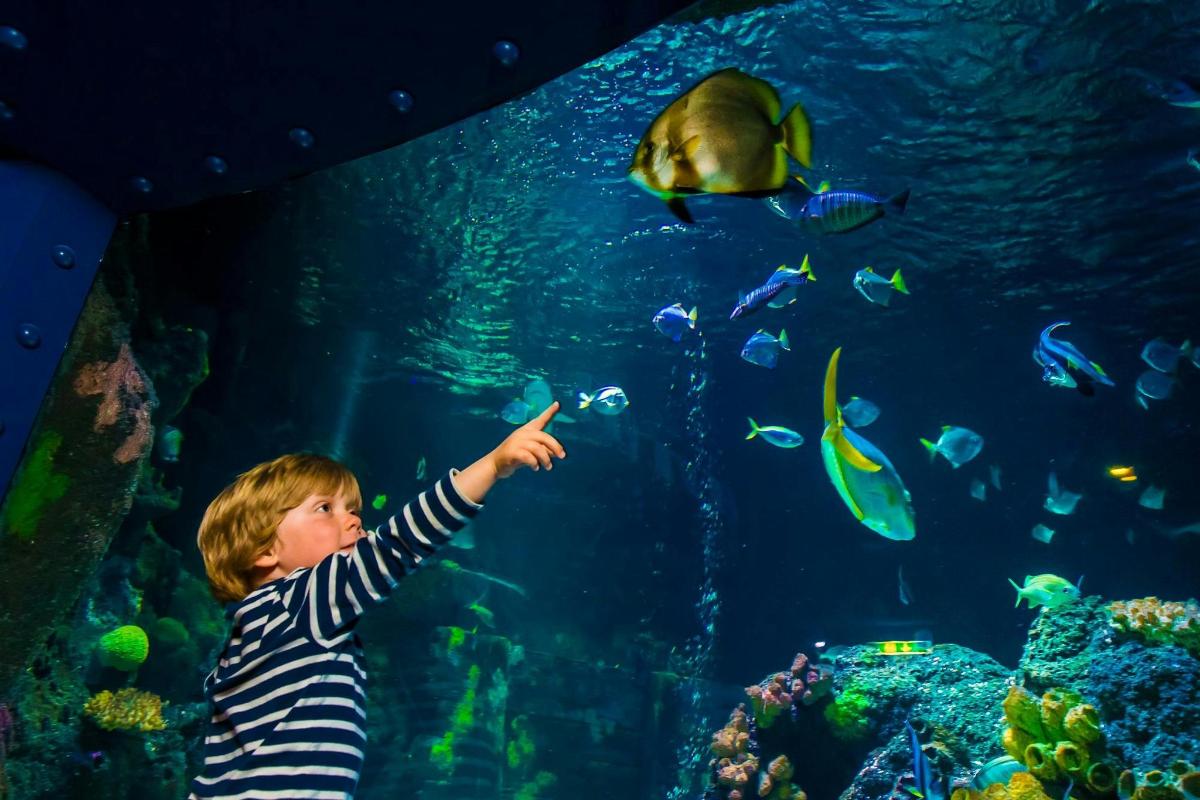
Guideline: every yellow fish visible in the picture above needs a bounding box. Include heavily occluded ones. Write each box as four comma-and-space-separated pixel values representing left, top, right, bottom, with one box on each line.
627, 68, 813, 223
820, 348, 916, 541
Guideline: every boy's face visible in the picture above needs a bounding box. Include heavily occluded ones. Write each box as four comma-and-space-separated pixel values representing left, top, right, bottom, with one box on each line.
258, 490, 365, 577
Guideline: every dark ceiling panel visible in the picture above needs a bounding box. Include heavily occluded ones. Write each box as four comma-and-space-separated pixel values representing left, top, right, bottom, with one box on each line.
0, 1, 696, 213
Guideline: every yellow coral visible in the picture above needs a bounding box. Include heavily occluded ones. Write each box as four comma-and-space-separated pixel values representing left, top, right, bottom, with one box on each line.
1054, 741, 1089, 775
1109, 598, 1200, 656
1003, 727, 1035, 762
1024, 743, 1060, 781
1008, 772, 1054, 800
1004, 686, 1046, 739
1064, 704, 1101, 744
83, 688, 165, 732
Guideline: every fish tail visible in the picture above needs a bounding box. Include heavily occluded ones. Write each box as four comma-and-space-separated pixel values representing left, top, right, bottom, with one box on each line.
800, 253, 815, 282
780, 103, 813, 168
688, 306, 698, 327
746, 418, 759, 440
577, 392, 593, 410
779, 329, 790, 351
919, 437, 938, 461
888, 188, 911, 215
1008, 578, 1024, 608
891, 269, 910, 294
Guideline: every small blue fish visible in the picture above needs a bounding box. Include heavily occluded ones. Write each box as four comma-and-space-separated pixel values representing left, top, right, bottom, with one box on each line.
840, 396, 880, 427
767, 177, 910, 235
1033, 322, 1114, 396
745, 418, 804, 448
730, 258, 815, 320
653, 303, 697, 342
904, 720, 948, 800
578, 386, 629, 415
853, 267, 909, 307
740, 329, 790, 369
919, 426, 983, 469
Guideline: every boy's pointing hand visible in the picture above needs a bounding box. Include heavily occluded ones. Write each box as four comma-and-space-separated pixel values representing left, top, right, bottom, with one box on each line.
493, 401, 567, 478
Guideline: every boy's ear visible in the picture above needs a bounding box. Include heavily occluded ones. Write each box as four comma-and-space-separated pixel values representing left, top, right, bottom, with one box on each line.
253, 546, 279, 569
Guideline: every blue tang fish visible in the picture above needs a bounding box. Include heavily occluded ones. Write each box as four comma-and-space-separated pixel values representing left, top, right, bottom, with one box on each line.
730, 257, 816, 320
653, 303, 697, 342
904, 720, 949, 800
767, 177, 910, 234
577, 386, 629, 415
820, 348, 916, 541
741, 329, 790, 369
745, 418, 804, 448
1033, 322, 1114, 396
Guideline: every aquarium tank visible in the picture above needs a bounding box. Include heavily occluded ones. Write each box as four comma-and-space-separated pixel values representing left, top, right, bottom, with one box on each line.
1, 0, 1199, 798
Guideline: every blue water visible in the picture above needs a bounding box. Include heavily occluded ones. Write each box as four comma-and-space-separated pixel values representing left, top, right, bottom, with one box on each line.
142, 0, 1200, 795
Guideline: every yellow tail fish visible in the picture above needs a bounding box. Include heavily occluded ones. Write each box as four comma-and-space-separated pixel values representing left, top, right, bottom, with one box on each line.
820, 348, 916, 541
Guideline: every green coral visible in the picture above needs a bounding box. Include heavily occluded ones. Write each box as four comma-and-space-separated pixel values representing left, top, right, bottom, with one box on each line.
98, 624, 150, 671
446, 626, 467, 653
507, 715, 535, 769
824, 685, 872, 741
514, 771, 557, 800
1, 429, 70, 540
430, 663, 481, 772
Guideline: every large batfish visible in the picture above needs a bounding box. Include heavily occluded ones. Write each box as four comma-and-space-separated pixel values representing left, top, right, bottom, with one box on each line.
821, 348, 916, 541
628, 68, 812, 223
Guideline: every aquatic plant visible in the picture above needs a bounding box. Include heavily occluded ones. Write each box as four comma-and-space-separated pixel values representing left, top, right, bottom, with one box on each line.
429, 663, 480, 772
1108, 598, 1200, 658
97, 625, 150, 671
82, 688, 165, 732
0, 429, 70, 541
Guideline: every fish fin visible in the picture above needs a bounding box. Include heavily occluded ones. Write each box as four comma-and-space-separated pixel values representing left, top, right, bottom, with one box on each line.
888, 188, 911, 215
816, 180, 831, 193
670, 136, 701, 163
822, 432, 867, 520
780, 103, 813, 168
891, 269, 910, 294
920, 438, 939, 461
800, 253, 815, 281
666, 198, 693, 224
746, 418, 759, 440
1009, 579, 1024, 607
823, 348, 842, 425
836, 432, 882, 472
779, 329, 790, 351
864, 266, 875, 274
1090, 361, 1107, 377
791, 174, 816, 194
577, 392, 592, 410
688, 306, 698, 326
941, 425, 951, 432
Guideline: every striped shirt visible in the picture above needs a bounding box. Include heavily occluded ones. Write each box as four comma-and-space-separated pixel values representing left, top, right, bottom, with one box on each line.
189, 471, 481, 799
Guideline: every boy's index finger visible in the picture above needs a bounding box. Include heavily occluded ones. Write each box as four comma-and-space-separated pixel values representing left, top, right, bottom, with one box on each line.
524, 400, 559, 430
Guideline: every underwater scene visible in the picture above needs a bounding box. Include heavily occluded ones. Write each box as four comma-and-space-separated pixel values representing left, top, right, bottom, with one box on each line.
1, 0, 1199, 798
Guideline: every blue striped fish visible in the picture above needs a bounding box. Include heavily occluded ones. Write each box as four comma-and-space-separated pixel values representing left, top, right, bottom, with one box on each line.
768, 177, 910, 234
729, 256, 816, 320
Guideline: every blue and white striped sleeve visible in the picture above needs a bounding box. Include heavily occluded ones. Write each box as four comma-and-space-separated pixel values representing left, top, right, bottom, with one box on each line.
293, 470, 482, 646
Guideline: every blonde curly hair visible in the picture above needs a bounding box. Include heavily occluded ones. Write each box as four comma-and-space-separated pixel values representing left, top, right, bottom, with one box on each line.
197, 453, 362, 603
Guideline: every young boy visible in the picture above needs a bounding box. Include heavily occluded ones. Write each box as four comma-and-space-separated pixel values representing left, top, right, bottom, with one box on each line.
189, 402, 565, 799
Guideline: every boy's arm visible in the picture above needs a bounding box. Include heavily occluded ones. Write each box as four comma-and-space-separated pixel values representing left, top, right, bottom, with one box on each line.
296, 402, 565, 646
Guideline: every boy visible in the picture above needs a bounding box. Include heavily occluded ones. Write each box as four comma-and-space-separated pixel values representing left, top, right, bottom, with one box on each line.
189, 402, 565, 799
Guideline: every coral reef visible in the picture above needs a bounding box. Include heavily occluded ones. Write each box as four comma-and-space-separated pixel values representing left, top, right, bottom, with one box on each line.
951, 771, 1056, 800
1109, 598, 1200, 658
1117, 761, 1200, 800
1000, 685, 1115, 791
73, 342, 154, 465
747, 652, 834, 729
83, 688, 166, 732
97, 625, 150, 671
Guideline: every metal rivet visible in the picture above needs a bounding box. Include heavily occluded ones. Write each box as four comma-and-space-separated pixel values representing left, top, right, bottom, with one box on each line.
388, 89, 414, 113
130, 176, 153, 193
204, 155, 229, 175
16, 322, 42, 349
0, 101, 12, 122
0, 26, 27, 51
51, 245, 76, 269
289, 127, 315, 149
492, 40, 520, 67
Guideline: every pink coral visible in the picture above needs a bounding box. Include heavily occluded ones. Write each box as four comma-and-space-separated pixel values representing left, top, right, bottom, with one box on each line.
73, 343, 153, 465
712, 705, 752, 759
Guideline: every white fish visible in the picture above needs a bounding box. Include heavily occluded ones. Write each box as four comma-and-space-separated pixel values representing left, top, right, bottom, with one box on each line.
1140, 338, 1192, 373
415, 455, 427, 481
1031, 524, 1055, 544
970, 479, 987, 501
1044, 471, 1082, 515
989, 464, 1003, 492
852, 267, 909, 307
840, 396, 880, 428
1138, 485, 1165, 510
1136, 370, 1175, 401
898, 565, 913, 606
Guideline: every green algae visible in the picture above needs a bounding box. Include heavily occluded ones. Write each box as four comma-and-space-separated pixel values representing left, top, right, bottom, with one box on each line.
824, 684, 872, 741
1, 430, 71, 541
430, 663, 481, 771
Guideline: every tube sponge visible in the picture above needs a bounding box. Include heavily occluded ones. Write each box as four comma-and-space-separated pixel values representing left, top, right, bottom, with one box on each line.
1064, 704, 1102, 744
98, 624, 150, 671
